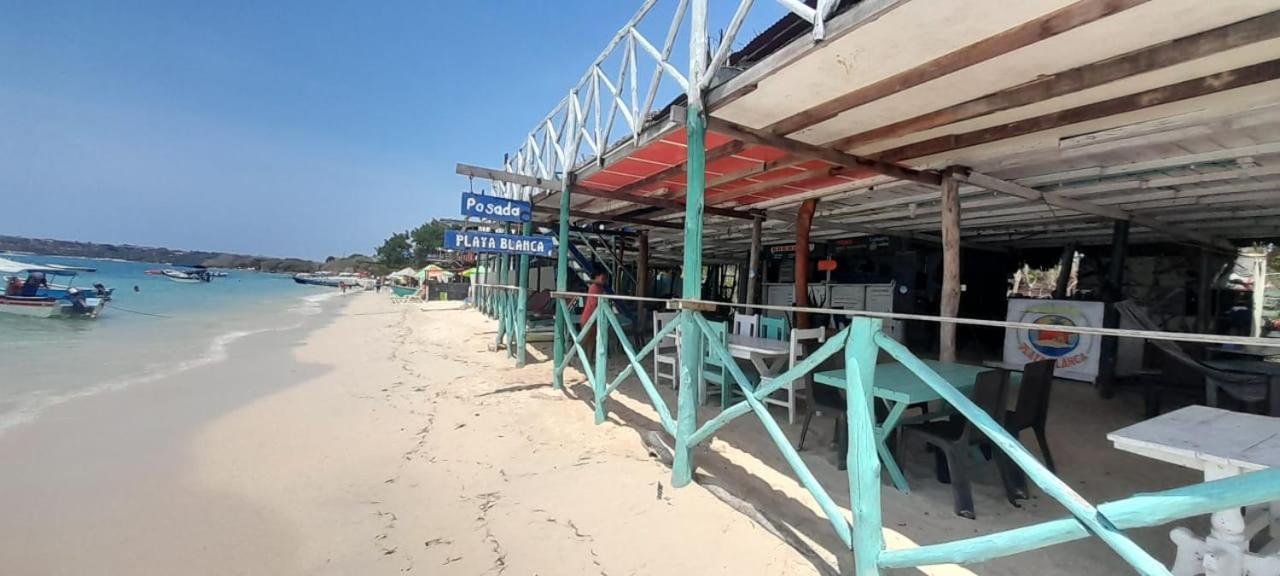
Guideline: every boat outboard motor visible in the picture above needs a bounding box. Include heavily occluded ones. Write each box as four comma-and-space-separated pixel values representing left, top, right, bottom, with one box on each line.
93, 283, 113, 301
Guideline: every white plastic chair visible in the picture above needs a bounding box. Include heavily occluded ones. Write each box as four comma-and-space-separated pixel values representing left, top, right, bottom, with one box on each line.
732, 313, 760, 338
762, 327, 825, 425
653, 311, 680, 389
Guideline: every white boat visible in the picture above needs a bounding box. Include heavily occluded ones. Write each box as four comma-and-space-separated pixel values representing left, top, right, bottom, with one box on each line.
161, 268, 212, 283
1, 258, 111, 319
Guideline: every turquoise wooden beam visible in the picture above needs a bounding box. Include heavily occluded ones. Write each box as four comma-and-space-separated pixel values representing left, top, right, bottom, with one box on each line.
594, 301, 610, 424
846, 318, 884, 575
687, 328, 850, 446
879, 467, 1280, 569
672, 105, 707, 488
495, 250, 509, 350
601, 303, 677, 435
553, 179, 571, 389
555, 299, 598, 385
875, 333, 1169, 575
516, 221, 532, 366
691, 312, 853, 548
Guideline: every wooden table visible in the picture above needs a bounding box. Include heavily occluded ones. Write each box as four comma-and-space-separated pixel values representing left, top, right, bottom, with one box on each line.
1108, 405, 1280, 575
727, 333, 791, 378
719, 334, 791, 407
814, 360, 1008, 493
1204, 359, 1280, 415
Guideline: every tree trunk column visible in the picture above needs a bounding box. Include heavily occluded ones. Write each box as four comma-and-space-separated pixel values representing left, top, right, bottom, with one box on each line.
746, 216, 762, 311
795, 199, 818, 329
516, 218, 533, 367
940, 173, 961, 363
553, 179, 572, 389
637, 231, 649, 340
673, 0, 708, 488
1053, 244, 1075, 299
1098, 220, 1130, 398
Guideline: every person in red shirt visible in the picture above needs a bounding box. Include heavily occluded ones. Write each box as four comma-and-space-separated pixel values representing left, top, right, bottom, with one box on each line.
580, 269, 609, 360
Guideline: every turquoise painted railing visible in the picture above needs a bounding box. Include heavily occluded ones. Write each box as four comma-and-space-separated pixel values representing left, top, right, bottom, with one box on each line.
553, 295, 676, 435
525, 294, 1280, 574
475, 283, 522, 360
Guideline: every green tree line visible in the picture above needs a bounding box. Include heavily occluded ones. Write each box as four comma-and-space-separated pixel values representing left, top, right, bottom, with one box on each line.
376, 219, 451, 270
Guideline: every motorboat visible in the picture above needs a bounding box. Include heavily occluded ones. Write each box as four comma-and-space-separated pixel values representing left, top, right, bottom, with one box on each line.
161, 267, 212, 283
0, 258, 112, 319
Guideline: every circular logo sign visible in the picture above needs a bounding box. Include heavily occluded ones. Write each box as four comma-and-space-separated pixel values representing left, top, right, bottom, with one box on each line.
1028, 315, 1080, 358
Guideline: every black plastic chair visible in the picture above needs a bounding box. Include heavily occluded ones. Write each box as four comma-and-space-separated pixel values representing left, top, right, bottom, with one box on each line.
1005, 359, 1057, 473
900, 370, 1023, 519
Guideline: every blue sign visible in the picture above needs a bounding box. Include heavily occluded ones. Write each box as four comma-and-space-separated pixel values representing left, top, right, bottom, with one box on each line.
460, 192, 531, 223
445, 230, 555, 257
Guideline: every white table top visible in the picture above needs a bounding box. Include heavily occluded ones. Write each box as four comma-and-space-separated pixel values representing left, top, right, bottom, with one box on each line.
727, 334, 790, 357
1108, 405, 1280, 473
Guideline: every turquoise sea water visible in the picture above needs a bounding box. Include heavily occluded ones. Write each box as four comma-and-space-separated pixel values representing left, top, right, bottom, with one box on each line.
0, 255, 340, 435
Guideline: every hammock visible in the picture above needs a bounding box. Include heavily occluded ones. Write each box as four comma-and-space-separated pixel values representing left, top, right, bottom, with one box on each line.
1115, 300, 1267, 403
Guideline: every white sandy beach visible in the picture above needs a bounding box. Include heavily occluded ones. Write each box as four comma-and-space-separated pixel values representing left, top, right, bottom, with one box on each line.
0, 292, 1204, 575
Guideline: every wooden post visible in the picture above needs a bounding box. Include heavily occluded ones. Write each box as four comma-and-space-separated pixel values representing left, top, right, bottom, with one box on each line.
1098, 220, 1130, 398
516, 219, 533, 367
1053, 244, 1075, 299
746, 216, 762, 309
1251, 250, 1267, 338
794, 199, 818, 329
496, 245, 509, 350
940, 174, 961, 363
553, 179, 572, 389
847, 317, 884, 575
1197, 248, 1213, 334
637, 231, 650, 340
594, 303, 609, 424
673, 0, 708, 487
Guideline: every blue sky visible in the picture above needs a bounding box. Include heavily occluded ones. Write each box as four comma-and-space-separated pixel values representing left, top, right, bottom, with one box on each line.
0, 1, 784, 260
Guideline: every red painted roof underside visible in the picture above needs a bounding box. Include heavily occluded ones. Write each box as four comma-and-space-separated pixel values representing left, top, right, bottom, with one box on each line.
576, 126, 872, 208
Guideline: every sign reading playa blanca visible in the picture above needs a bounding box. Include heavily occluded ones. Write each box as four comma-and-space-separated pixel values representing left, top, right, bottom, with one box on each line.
1002, 299, 1104, 382
460, 192, 531, 223
445, 230, 554, 257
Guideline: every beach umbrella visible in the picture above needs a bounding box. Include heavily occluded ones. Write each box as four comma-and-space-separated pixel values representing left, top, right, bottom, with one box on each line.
389, 267, 416, 278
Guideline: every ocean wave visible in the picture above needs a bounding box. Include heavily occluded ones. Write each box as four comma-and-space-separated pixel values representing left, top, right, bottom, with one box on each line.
0, 327, 273, 437
288, 290, 343, 315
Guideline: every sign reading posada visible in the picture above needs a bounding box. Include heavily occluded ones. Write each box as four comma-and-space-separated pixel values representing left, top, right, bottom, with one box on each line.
445, 230, 555, 257
1002, 299, 1104, 382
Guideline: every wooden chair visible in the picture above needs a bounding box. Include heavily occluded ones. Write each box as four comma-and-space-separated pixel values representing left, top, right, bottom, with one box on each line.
763, 328, 824, 425
900, 370, 1023, 519
653, 311, 680, 389
1005, 359, 1057, 473
732, 313, 760, 338
700, 320, 729, 406
760, 315, 787, 341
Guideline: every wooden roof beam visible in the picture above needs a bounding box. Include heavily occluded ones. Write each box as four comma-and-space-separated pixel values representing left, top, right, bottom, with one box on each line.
766, 0, 1151, 136
568, 184, 762, 221
530, 204, 685, 230
607, 140, 747, 198
456, 163, 564, 191
877, 60, 1280, 163
828, 10, 1280, 151
705, 116, 942, 186
952, 168, 1235, 251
